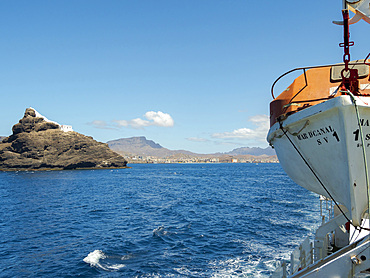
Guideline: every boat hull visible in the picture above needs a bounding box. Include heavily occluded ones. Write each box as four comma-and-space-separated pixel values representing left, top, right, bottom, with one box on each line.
268, 95, 370, 226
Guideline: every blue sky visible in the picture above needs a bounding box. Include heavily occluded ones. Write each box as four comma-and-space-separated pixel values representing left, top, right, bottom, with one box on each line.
0, 0, 369, 153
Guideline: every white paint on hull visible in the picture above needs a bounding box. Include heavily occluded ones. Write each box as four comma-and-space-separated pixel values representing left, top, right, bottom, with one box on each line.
268, 95, 370, 226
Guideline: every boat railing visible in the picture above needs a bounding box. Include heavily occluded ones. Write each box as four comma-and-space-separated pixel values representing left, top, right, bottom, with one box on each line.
270, 261, 287, 278
272, 235, 370, 278
270, 236, 313, 278
271, 65, 330, 100
270, 199, 350, 278
270, 61, 368, 100
291, 237, 314, 274
314, 211, 350, 261
320, 195, 334, 225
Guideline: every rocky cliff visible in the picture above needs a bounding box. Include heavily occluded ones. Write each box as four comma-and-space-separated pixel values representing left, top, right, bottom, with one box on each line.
0, 108, 127, 170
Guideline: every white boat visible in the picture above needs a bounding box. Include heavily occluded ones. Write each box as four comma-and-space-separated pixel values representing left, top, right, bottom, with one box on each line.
267, 1, 370, 277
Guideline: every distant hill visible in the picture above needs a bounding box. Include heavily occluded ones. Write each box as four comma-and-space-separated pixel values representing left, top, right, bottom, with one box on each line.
107, 136, 196, 157
0, 136, 5, 142
107, 136, 275, 158
225, 146, 275, 156
109, 136, 162, 150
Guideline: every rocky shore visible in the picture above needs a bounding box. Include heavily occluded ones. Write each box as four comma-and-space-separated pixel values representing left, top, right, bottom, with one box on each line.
0, 108, 127, 171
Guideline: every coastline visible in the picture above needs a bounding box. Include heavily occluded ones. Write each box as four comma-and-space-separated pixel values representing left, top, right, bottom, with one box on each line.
0, 166, 131, 172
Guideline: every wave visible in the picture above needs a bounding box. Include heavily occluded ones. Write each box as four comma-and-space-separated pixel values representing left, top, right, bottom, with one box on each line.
83, 250, 127, 272
207, 256, 271, 278
153, 225, 168, 237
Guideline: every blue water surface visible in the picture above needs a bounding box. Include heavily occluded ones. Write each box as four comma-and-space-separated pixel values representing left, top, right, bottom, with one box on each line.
0, 163, 320, 277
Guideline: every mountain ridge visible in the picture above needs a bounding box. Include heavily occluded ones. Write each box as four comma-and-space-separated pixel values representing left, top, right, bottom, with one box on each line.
107, 136, 275, 158
224, 146, 275, 156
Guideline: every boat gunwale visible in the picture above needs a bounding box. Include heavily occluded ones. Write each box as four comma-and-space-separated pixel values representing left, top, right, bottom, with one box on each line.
267, 95, 360, 142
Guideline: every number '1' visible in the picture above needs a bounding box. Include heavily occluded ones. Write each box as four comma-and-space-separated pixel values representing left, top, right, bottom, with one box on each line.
353, 129, 360, 141
333, 131, 340, 142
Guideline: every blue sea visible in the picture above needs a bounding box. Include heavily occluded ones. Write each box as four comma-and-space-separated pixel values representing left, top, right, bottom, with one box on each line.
0, 163, 321, 277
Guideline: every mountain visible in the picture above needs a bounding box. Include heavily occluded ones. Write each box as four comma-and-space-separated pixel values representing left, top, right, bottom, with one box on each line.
108, 136, 163, 150
108, 136, 196, 157
108, 136, 275, 158
225, 146, 275, 156
0, 108, 127, 170
0, 136, 5, 142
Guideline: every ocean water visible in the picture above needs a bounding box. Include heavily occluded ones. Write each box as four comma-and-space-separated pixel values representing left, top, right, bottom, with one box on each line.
0, 163, 321, 277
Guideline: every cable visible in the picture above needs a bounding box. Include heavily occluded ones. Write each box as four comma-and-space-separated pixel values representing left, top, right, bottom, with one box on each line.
345, 91, 370, 237
278, 121, 350, 221
345, 91, 370, 208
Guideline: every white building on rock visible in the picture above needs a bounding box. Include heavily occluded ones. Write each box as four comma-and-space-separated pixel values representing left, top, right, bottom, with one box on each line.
30, 107, 73, 132
60, 125, 73, 132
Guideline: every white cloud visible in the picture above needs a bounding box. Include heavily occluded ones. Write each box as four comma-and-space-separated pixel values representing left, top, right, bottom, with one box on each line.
88, 120, 117, 130
129, 118, 151, 129
144, 111, 174, 127
114, 111, 174, 129
186, 137, 209, 142
113, 120, 129, 127
212, 114, 269, 142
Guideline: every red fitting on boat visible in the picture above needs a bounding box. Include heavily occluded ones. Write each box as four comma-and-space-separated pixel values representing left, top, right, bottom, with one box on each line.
340, 10, 359, 94
345, 221, 351, 232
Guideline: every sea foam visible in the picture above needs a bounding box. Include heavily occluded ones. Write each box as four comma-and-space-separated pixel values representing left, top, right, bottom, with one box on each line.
83, 250, 126, 271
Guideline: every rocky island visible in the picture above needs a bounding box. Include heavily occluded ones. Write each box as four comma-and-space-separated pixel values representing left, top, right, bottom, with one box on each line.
0, 108, 127, 170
